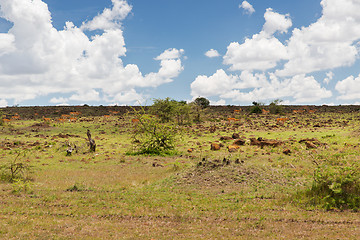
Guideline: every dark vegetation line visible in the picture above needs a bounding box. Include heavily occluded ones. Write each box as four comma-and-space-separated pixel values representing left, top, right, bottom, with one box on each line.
2, 105, 360, 120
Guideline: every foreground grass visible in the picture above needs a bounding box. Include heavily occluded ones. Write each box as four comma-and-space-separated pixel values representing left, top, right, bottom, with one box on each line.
0, 113, 359, 239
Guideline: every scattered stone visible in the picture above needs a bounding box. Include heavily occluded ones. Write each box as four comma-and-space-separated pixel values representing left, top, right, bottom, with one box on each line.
233, 139, 246, 146
250, 137, 283, 148
220, 136, 233, 141
211, 143, 223, 150
283, 149, 291, 155
232, 133, 240, 139
228, 145, 240, 152
152, 162, 163, 167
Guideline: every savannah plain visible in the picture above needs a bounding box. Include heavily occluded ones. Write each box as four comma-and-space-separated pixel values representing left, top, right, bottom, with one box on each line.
0, 104, 359, 239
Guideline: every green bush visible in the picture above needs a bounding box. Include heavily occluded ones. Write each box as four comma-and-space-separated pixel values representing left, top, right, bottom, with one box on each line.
250, 101, 263, 114
269, 99, 283, 114
151, 98, 192, 125
306, 158, 360, 210
151, 97, 177, 123
130, 113, 179, 155
0, 151, 34, 183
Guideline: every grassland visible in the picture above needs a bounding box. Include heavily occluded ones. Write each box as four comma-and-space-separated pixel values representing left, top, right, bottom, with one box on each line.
0, 106, 359, 239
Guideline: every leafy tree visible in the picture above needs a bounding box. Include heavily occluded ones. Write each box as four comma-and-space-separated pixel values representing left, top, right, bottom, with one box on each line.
173, 101, 191, 125
269, 99, 284, 114
151, 97, 178, 123
194, 97, 210, 109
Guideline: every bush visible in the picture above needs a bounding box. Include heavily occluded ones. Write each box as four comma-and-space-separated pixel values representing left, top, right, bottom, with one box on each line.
269, 99, 283, 114
130, 113, 179, 155
306, 158, 360, 210
250, 101, 263, 114
151, 97, 177, 123
0, 151, 34, 183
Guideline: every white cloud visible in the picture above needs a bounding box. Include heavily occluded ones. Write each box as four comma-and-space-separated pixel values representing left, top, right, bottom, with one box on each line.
239, 1, 255, 15
191, 70, 332, 104
49, 97, 68, 104
191, 69, 239, 97
154, 48, 184, 60
276, 0, 360, 76
0, 0, 184, 105
223, 35, 288, 71
81, 0, 132, 31
323, 71, 334, 84
205, 49, 220, 58
223, 9, 291, 71
263, 8, 292, 35
335, 74, 360, 100
210, 99, 226, 106
0, 99, 7, 107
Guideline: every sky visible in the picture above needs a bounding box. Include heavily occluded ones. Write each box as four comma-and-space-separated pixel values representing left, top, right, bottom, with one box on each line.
0, 0, 359, 107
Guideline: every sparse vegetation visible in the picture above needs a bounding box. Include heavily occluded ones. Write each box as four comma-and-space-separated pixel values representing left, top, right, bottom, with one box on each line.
0, 104, 359, 239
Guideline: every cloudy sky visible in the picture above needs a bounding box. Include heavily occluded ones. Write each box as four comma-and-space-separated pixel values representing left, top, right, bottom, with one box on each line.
0, 0, 359, 106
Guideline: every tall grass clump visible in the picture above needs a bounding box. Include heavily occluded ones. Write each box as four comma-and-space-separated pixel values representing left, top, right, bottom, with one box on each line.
306, 157, 360, 211
0, 151, 34, 183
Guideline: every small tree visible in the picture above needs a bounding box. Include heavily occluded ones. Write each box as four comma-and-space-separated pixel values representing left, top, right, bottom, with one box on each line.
250, 101, 263, 114
173, 101, 191, 125
269, 99, 283, 114
151, 97, 178, 123
194, 97, 210, 109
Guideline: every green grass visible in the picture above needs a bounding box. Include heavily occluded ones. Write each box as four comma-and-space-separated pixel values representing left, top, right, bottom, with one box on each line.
0, 113, 360, 239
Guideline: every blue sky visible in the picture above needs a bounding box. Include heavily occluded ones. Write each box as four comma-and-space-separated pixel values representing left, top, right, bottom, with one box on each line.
0, 0, 359, 106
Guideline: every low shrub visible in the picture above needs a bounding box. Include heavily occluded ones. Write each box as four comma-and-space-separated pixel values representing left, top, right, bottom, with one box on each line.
0, 151, 34, 183
306, 158, 360, 211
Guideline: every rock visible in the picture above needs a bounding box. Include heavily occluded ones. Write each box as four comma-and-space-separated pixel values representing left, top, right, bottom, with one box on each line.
232, 133, 240, 139
228, 145, 240, 152
152, 162, 163, 167
220, 136, 233, 141
250, 137, 283, 148
211, 143, 223, 150
233, 139, 246, 146
283, 149, 291, 155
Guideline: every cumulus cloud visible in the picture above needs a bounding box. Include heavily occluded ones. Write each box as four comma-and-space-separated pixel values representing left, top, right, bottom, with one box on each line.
263, 8, 292, 35
223, 35, 288, 71
239, 1, 255, 15
191, 70, 332, 104
335, 74, 360, 100
0, 0, 184, 106
81, 0, 132, 31
205, 49, 220, 58
223, 8, 291, 71
276, 0, 360, 76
